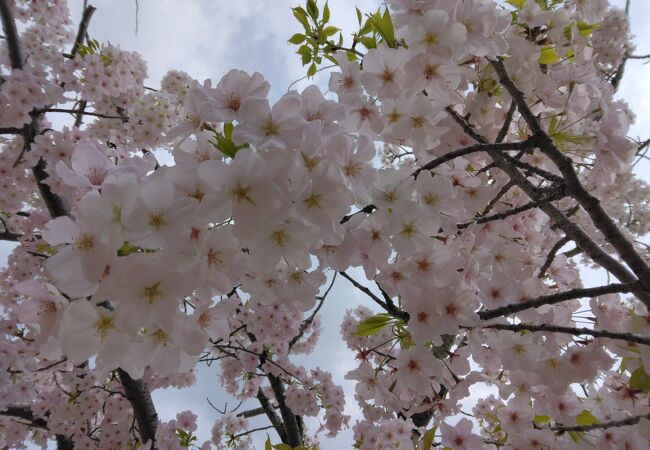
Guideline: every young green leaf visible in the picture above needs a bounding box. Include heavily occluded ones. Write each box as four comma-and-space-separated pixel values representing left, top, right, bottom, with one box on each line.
288, 33, 306, 44
306, 0, 319, 21
505, 0, 525, 9
323, 1, 330, 23
292, 7, 311, 32
352, 313, 394, 336
421, 427, 436, 450
307, 62, 317, 77
323, 26, 339, 37
575, 410, 598, 426
538, 46, 559, 65
630, 366, 650, 392
369, 8, 396, 48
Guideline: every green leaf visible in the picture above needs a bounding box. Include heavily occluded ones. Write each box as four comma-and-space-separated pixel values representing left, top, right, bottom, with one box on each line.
265, 436, 273, 450
323, 26, 339, 37
323, 0, 330, 23
533, 414, 550, 423
210, 131, 248, 158
223, 122, 234, 140
422, 428, 436, 450
307, 62, 317, 77
505, 0, 525, 9
272, 444, 292, 450
288, 33, 306, 44
352, 313, 394, 336
548, 115, 559, 135
356, 6, 362, 25
576, 410, 598, 426
369, 9, 396, 48
630, 366, 650, 392
538, 46, 559, 65
301, 52, 312, 65
35, 242, 56, 255
117, 242, 139, 257
359, 17, 373, 36
292, 7, 311, 32
306, 0, 319, 20
576, 20, 598, 37
568, 431, 586, 443
358, 35, 377, 49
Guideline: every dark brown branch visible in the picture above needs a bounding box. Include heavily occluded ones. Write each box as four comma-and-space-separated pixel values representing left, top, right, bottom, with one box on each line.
0, 0, 23, 69
117, 369, 158, 449
267, 374, 302, 447
0, 405, 48, 429
484, 322, 650, 346
2, 4, 159, 449
445, 96, 650, 306
479, 181, 514, 217
1, 0, 72, 218
458, 189, 565, 230
499, 152, 564, 182
0, 230, 20, 241
551, 412, 650, 433
489, 58, 650, 295
70, 5, 96, 58
1, 405, 74, 449
537, 235, 571, 278
412, 140, 534, 178
56, 435, 74, 450
339, 271, 409, 321
35, 108, 125, 120
495, 101, 516, 143
231, 425, 275, 440
0, 126, 22, 134
255, 389, 287, 442
479, 282, 639, 321
288, 272, 337, 350
236, 403, 279, 419
610, 0, 631, 90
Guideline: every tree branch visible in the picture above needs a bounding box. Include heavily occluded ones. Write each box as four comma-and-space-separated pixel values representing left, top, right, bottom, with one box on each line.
0, 0, 23, 69
267, 374, 302, 447
412, 140, 534, 178
495, 100, 516, 143
444, 98, 650, 307
1, 405, 74, 449
35, 108, 125, 120
489, 58, 650, 291
70, 5, 96, 58
551, 412, 650, 433
255, 389, 287, 443
458, 189, 565, 230
339, 271, 409, 321
288, 272, 337, 350
537, 235, 571, 278
479, 282, 639, 320
117, 369, 158, 448
484, 322, 650, 346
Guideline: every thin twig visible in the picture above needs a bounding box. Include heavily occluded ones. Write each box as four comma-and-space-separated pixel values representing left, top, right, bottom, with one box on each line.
537, 235, 571, 278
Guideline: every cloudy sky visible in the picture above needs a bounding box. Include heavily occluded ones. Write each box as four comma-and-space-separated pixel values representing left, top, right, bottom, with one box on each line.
5, 0, 650, 448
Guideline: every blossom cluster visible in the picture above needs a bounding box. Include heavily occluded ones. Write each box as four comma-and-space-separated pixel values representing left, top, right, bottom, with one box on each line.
1, 0, 650, 449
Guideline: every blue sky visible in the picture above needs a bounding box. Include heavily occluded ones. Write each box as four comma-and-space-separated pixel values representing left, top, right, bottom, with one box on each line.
6, 0, 650, 448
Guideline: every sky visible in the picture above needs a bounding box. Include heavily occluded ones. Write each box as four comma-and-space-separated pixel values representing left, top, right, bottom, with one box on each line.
4, 0, 650, 448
